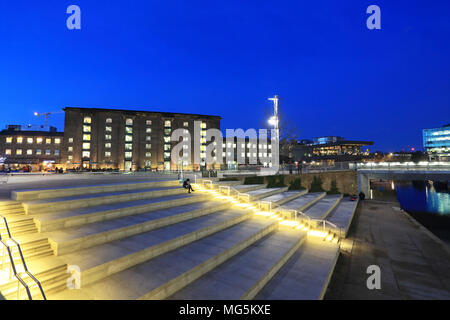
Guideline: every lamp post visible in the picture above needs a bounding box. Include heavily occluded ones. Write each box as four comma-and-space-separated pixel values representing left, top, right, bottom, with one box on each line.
268, 95, 280, 174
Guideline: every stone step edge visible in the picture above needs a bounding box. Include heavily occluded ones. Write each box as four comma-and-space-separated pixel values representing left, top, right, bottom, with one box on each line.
24, 188, 186, 214
12, 180, 180, 201
138, 220, 278, 300
241, 233, 307, 299
51, 201, 233, 256
79, 210, 255, 287
36, 194, 210, 232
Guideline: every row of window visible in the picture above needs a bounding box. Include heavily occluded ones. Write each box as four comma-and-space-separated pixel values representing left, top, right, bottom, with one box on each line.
5, 149, 59, 156
5, 137, 61, 144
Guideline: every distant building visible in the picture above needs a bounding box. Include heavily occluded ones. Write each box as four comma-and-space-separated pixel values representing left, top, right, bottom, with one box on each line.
62, 107, 221, 171
423, 124, 450, 159
282, 137, 373, 163
0, 125, 63, 171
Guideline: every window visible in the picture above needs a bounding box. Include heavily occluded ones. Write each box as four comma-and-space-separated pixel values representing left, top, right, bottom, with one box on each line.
106, 118, 112, 123
54, 150, 60, 155
145, 152, 151, 157
201, 123, 207, 129
183, 137, 188, 142
146, 136, 151, 141
68, 147, 73, 152
125, 119, 133, 126
183, 129, 189, 134
68, 155, 73, 161
146, 120, 152, 125
146, 144, 151, 149
5, 149, 11, 155
55, 138, 61, 144
82, 151, 90, 158
105, 135, 112, 141
83, 125, 91, 133
163, 137, 170, 143
183, 122, 189, 127
82, 143, 90, 150
36, 137, 43, 144
125, 127, 133, 135
125, 152, 132, 159
164, 120, 171, 127
105, 143, 111, 149
46, 138, 51, 144
68, 138, 73, 143
105, 151, 111, 157
164, 152, 171, 158
16, 149, 22, 155
27, 138, 33, 144
36, 149, 42, 155
146, 128, 152, 133
6, 137, 12, 143
164, 144, 171, 151
45, 150, 51, 155
17, 137, 23, 144
83, 117, 92, 124
125, 135, 132, 142
106, 126, 112, 132
125, 144, 132, 150
164, 128, 171, 135
83, 134, 91, 141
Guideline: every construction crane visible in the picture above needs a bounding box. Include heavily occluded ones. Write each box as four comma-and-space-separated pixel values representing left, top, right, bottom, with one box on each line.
33, 111, 63, 127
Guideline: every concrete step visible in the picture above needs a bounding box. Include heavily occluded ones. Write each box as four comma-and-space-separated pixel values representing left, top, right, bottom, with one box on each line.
54, 208, 254, 287
245, 187, 288, 201
12, 180, 180, 201
23, 186, 187, 215
168, 227, 307, 300
255, 239, 340, 300
326, 198, 359, 237
0, 244, 54, 270
49, 217, 277, 300
33, 193, 210, 232
230, 184, 266, 193
304, 194, 343, 222
259, 190, 308, 209
0, 256, 68, 300
278, 192, 327, 218
47, 199, 232, 255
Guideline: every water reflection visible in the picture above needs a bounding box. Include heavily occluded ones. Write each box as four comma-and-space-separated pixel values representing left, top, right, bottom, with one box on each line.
395, 181, 450, 215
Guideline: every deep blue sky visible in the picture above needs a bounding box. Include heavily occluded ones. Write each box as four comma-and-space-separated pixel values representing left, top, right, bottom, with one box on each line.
0, 1, 449, 152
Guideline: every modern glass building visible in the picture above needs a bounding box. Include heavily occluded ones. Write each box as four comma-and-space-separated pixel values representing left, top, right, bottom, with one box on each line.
423, 124, 450, 157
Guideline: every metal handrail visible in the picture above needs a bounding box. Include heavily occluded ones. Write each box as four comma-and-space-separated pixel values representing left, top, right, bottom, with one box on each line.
0, 216, 46, 300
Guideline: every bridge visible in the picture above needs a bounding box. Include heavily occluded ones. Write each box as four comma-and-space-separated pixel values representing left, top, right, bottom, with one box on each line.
355, 162, 450, 195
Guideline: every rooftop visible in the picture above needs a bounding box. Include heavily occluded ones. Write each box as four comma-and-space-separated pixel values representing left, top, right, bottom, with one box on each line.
63, 107, 222, 120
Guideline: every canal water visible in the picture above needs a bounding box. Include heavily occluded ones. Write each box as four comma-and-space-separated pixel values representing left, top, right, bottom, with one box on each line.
394, 181, 450, 242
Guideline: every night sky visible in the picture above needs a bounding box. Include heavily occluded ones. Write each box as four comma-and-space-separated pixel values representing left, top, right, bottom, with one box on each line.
0, 1, 449, 152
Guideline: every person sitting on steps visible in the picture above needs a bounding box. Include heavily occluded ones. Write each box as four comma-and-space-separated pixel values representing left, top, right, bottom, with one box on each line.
183, 179, 195, 193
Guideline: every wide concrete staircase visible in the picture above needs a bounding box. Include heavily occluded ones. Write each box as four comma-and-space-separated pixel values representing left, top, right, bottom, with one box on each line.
0, 178, 357, 300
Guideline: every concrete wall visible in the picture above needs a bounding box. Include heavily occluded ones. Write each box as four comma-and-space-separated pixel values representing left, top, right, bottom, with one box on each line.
233, 171, 358, 195
282, 171, 357, 195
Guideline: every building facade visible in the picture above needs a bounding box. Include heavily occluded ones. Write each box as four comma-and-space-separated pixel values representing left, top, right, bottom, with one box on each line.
61, 107, 221, 171
423, 124, 450, 159
0, 125, 64, 171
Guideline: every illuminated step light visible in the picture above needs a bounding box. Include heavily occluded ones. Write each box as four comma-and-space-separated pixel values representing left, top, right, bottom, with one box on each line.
307, 230, 328, 238
280, 220, 300, 227
255, 211, 272, 217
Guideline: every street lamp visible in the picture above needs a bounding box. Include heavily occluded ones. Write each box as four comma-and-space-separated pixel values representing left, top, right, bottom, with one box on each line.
268, 95, 280, 173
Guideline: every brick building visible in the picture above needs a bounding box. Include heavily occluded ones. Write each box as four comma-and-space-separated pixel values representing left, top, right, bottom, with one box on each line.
62, 107, 221, 171
0, 125, 64, 171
